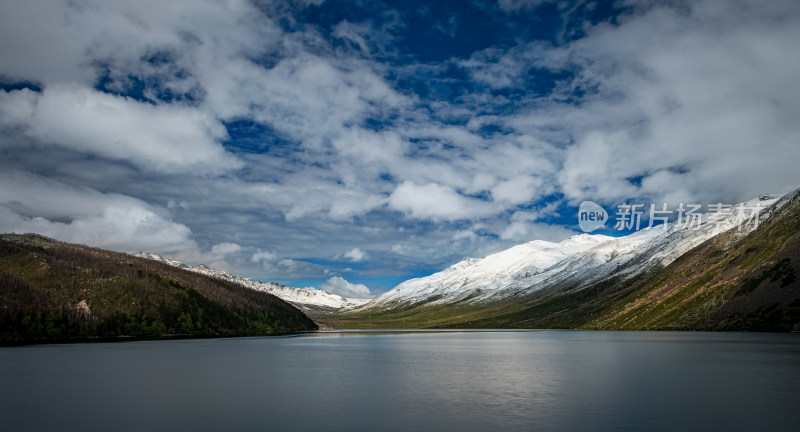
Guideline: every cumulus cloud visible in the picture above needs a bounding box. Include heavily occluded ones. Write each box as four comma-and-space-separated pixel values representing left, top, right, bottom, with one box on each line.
250, 250, 299, 271
248, 249, 326, 280
517, 0, 800, 205
491, 176, 544, 206
0, 86, 239, 174
210, 242, 242, 256
343, 248, 368, 262
1, 0, 799, 290
0, 171, 198, 255
558, 131, 641, 203
388, 181, 495, 221
0, 0, 280, 86
240, 53, 409, 145
320, 276, 372, 299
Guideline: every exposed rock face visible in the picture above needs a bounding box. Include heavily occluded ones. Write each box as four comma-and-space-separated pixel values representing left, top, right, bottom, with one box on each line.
75, 300, 91, 318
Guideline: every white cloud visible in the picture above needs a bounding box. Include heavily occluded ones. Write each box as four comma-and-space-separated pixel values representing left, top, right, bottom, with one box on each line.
594, 3, 799, 202
391, 244, 411, 256
491, 176, 543, 206
388, 181, 495, 221
559, 131, 641, 203
320, 276, 372, 298
327, 193, 387, 221
0, 86, 240, 174
210, 242, 242, 256
0, 171, 199, 256
240, 53, 409, 144
452, 224, 487, 243
1, 0, 799, 288
469, 0, 800, 207
343, 248, 368, 262
500, 212, 576, 242
249, 248, 323, 280
333, 20, 373, 54
251, 250, 278, 263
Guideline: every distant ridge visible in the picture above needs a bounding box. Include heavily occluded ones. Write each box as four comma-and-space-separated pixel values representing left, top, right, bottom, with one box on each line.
134, 252, 370, 312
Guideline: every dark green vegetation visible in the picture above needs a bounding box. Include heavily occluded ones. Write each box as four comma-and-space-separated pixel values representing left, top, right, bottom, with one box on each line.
0, 234, 317, 344
339, 192, 800, 331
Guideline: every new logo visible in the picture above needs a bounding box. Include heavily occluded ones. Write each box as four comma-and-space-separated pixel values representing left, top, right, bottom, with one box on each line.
578, 201, 608, 233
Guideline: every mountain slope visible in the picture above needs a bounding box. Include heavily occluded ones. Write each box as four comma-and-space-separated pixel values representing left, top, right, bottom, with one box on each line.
0, 234, 317, 343
586, 189, 800, 331
361, 195, 780, 310
134, 253, 370, 315
339, 191, 799, 330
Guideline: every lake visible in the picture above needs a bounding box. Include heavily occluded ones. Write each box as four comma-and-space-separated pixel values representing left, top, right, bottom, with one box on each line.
1, 330, 798, 431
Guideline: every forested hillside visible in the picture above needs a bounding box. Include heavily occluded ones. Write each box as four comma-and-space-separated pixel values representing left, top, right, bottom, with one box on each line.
0, 234, 317, 344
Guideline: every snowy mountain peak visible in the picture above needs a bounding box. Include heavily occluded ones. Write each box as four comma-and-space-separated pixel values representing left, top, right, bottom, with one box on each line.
361, 193, 785, 311
133, 252, 369, 310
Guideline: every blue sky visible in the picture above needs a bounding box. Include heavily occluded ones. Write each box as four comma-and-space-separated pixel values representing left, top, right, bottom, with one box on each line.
1, 0, 799, 298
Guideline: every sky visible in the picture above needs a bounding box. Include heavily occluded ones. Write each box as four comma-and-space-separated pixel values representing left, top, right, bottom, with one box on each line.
1, 0, 799, 298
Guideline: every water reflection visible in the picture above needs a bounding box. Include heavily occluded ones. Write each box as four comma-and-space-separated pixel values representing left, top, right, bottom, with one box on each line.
1, 331, 798, 431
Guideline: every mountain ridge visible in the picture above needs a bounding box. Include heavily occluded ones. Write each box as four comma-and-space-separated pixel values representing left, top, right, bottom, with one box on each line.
361, 194, 782, 310
338, 190, 800, 330
134, 252, 370, 315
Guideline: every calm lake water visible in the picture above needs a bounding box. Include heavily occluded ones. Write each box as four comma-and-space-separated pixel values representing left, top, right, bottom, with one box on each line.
1, 330, 799, 431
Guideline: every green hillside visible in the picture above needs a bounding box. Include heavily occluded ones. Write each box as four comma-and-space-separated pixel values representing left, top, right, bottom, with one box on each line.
0, 234, 317, 344
586, 192, 800, 331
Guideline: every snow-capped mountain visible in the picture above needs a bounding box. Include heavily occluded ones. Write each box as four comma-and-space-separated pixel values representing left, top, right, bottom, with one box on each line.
360, 194, 786, 311
134, 252, 370, 310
